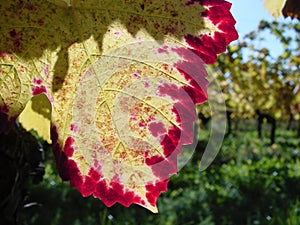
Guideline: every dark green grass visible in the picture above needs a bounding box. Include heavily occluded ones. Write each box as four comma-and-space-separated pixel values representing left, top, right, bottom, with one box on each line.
19, 121, 300, 225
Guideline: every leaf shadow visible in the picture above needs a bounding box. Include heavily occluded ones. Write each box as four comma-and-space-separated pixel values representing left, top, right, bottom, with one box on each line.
0, 0, 208, 91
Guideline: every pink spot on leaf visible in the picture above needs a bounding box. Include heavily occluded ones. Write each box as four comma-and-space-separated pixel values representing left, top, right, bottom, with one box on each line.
32, 78, 47, 96
33, 78, 43, 85
146, 116, 156, 123
138, 121, 146, 127
43, 66, 49, 76
157, 46, 169, 54
114, 31, 121, 37
148, 122, 167, 137
144, 82, 150, 88
32, 86, 47, 96
70, 124, 79, 133
133, 71, 141, 78
130, 114, 137, 121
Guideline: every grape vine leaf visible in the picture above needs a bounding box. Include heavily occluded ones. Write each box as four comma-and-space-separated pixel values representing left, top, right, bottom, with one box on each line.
0, 0, 238, 212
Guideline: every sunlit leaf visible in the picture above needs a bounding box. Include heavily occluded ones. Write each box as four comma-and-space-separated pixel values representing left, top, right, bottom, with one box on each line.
264, 0, 300, 19
264, 0, 286, 18
18, 94, 52, 144
0, 0, 238, 212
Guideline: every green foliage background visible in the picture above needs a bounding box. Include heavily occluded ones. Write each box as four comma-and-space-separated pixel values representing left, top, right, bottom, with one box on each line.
18, 121, 300, 225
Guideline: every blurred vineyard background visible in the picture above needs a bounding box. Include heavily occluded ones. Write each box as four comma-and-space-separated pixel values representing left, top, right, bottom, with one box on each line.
1, 19, 300, 225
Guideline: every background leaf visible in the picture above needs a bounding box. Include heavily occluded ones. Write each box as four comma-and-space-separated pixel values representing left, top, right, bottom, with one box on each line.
282, 0, 300, 19
18, 94, 52, 144
264, 0, 286, 18
264, 0, 300, 19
